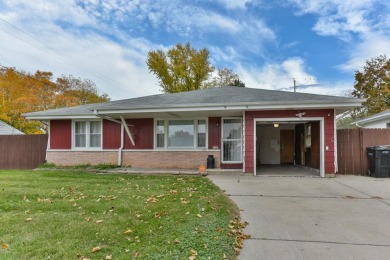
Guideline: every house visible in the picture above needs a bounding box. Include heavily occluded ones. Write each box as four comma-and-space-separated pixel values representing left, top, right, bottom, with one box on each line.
24, 87, 363, 177
354, 109, 390, 128
0, 120, 24, 135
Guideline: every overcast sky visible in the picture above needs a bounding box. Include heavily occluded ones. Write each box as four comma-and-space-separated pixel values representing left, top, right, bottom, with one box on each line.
1, 0, 389, 100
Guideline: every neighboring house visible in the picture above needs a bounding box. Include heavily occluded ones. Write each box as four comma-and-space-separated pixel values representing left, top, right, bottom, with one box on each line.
354, 109, 390, 128
0, 120, 24, 135
24, 87, 363, 177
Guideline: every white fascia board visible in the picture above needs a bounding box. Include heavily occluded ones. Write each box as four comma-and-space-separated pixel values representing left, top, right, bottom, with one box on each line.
355, 113, 390, 124
95, 102, 363, 115
25, 115, 100, 120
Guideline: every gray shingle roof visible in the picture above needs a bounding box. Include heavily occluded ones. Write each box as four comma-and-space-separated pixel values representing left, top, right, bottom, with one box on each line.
24, 86, 362, 118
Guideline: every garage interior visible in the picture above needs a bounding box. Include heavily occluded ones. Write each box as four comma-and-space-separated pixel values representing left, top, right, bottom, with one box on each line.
256, 121, 320, 176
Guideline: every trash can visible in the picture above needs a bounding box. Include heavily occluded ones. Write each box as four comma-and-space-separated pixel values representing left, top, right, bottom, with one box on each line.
207, 155, 215, 169
367, 145, 390, 178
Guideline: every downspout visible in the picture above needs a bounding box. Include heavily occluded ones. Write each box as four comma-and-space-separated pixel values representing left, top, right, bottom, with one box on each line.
40, 120, 50, 161
118, 123, 124, 166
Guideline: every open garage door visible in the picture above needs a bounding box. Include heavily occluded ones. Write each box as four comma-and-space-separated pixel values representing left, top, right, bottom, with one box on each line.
255, 120, 321, 176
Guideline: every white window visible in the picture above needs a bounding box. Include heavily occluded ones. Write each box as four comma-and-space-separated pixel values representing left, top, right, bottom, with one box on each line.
155, 119, 207, 149
222, 118, 242, 163
74, 120, 102, 149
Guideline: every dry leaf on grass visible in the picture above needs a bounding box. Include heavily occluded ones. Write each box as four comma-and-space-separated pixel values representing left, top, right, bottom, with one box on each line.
124, 229, 133, 234
91, 246, 101, 253
95, 220, 103, 224
196, 214, 202, 218
189, 256, 196, 260
105, 255, 112, 260
2, 243, 8, 249
189, 249, 198, 256
146, 197, 158, 203
26, 217, 33, 222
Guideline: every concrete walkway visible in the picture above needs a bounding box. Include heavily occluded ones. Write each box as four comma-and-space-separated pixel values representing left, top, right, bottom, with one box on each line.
208, 174, 390, 260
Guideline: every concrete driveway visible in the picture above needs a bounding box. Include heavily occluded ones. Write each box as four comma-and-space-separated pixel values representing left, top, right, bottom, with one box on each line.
208, 174, 390, 260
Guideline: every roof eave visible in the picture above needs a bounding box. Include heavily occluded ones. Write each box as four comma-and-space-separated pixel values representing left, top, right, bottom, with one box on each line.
24, 100, 364, 120
355, 113, 390, 124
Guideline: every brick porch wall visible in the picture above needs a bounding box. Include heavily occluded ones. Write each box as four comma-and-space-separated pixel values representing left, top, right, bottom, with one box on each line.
47, 151, 118, 166
122, 150, 220, 168
46, 150, 221, 168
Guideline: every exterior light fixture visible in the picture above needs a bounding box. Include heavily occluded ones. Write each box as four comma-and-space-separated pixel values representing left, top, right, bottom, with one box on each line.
274, 123, 279, 128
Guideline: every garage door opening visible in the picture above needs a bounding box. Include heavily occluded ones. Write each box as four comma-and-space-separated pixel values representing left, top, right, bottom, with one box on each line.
255, 120, 321, 176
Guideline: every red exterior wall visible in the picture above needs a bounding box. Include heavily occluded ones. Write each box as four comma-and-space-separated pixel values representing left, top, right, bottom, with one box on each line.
124, 118, 153, 149
49, 120, 71, 149
208, 117, 221, 149
244, 109, 335, 174
103, 120, 121, 149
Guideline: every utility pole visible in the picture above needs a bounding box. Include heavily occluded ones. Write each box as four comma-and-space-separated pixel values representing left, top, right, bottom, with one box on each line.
293, 78, 296, 92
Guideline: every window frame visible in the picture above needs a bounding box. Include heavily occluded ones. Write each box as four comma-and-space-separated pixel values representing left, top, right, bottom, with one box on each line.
72, 119, 103, 150
221, 117, 243, 163
154, 118, 208, 150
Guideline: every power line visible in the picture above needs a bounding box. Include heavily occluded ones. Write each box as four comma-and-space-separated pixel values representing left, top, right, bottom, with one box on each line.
0, 17, 126, 92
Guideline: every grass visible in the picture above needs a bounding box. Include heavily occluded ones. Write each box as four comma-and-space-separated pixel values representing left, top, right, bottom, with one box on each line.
0, 170, 241, 259
38, 163, 120, 170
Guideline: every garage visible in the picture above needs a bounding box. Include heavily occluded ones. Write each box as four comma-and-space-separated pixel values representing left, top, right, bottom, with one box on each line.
252, 117, 324, 177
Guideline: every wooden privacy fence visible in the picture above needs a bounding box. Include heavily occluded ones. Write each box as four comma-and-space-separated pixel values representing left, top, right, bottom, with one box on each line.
0, 134, 48, 169
337, 129, 390, 175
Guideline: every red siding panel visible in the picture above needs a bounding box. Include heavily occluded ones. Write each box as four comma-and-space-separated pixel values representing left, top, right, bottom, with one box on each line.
244, 109, 335, 174
208, 117, 221, 149
103, 120, 121, 149
124, 118, 153, 149
50, 120, 71, 149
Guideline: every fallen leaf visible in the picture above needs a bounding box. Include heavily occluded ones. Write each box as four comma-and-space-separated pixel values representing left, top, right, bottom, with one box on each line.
196, 214, 202, 218
79, 257, 90, 260
189, 249, 198, 256
105, 255, 112, 260
146, 197, 158, 203
26, 217, 33, 222
85, 217, 91, 222
95, 220, 103, 224
124, 229, 133, 234
91, 246, 101, 253
216, 227, 222, 232
170, 190, 177, 194
189, 256, 196, 260
174, 238, 180, 244
2, 243, 8, 249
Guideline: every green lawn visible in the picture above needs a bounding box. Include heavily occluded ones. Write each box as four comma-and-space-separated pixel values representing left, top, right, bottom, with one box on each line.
0, 170, 242, 259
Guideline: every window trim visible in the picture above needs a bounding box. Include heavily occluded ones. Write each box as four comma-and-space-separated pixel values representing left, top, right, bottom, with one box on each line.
154, 118, 208, 150
72, 119, 103, 150
221, 117, 243, 163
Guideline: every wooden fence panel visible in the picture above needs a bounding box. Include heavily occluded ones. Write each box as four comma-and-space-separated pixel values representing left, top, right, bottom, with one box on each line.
0, 135, 48, 169
337, 129, 390, 175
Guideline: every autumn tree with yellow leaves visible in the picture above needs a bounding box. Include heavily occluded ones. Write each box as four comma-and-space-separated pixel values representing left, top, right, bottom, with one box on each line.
0, 66, 109, 134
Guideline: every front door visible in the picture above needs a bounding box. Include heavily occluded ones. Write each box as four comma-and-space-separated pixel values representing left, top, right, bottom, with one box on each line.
280, 130, 294, 164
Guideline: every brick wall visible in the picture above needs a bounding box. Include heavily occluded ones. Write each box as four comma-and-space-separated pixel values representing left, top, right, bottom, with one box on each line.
122, 150, 220, 168
47, 151, 117, 166
47, 150, 221, 169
